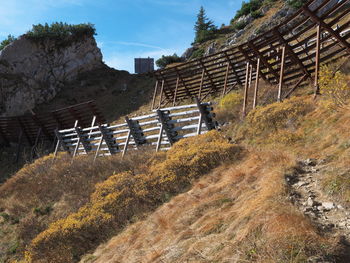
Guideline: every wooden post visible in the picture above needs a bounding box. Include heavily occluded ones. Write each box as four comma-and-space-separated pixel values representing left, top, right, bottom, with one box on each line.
156, 110, 175, 145
222, 63, 230, 98
248, 64, 253, 91
158, 80, 165, 108
122, 130, 132, 158
314, 25, 321, 96
73, 127, 91, 158
88, 116, 96, 139
278, 45, 286, 102
172, 77, 179, 106
195, 97, 215, 131
14, 130, 23, 163
283, 74, 307, 99
151, 81, 159, 110
155, 125, 164, 152
198, 69, 205, 100
242, 62, 250, 118
31, 128, 42, 160
253, 58, 260, 109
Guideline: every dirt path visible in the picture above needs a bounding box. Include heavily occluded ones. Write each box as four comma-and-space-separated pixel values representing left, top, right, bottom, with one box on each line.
286, 159, 350, 261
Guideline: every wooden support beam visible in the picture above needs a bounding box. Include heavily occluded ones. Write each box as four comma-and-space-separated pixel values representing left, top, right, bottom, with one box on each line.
222, 63, 230, 98
122, 130, 132, 158
68, 108, 83, 127
314, 25, 321, 96
283, 74, 308, 99
223, 51, 243, 86
175, 68, 192, 98
31, 115, 52, 141
195, 97, 216, 131
17, 117, 33, 146
303, 6, 350, 55
151, 80, 159, 110
247, 42, 280, 81
239, 46, 268, 82
157, 110, 175, 145
199, 59, 219, 93
157, 72, 173, 100
31, 128, 42, 160
14, 130, 23, 163
248, 64, 253, 91
253, 58, 260, 109
198, 69, 205, 100
278, 45, 286, 102
273, 29, 312, 80
242, 62, 250, 118
158, 80, 165, 109
54, 129, 70, 156
172, 77, 180, 106
94, 125, 117, 161
125, 116, 145, 146
155, 124, 164, 152
73, 127, 91, 157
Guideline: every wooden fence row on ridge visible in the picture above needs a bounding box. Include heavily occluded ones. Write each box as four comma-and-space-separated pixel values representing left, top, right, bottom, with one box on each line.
55, 100, 217, 160
152, 0, 350, 116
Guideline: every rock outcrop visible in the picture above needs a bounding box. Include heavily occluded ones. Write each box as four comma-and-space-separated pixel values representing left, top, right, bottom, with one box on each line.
0, 35, 103, 116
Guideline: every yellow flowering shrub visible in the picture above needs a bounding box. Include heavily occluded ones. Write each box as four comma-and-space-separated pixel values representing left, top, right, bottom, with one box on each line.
25, 131, 240, 263
238, 96, 314, 140
319, 65, 350, 108
216, 91, 244, 122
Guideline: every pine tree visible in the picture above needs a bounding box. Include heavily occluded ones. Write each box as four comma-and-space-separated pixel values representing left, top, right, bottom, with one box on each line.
194, 6, 217, 44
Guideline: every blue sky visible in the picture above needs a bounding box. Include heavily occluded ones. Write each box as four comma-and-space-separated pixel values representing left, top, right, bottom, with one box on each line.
0, 0, 242, 73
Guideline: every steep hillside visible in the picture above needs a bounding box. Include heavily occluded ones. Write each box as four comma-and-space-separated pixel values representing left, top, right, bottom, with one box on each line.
183, 0, 300, 59
79, 65, 350, 263
2, 1, 350, 263
1, 61, 350, 262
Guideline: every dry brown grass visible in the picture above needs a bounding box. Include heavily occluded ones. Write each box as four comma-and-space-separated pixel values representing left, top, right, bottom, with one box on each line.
0, 150, 153, 262
82, 148, 333, 263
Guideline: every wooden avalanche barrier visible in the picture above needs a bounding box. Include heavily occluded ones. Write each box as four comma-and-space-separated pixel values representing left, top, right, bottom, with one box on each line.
54, 100, 217, 159
152, 0, 350, 112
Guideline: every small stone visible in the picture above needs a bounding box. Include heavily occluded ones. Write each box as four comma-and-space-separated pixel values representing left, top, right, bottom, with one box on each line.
338, 222, 346, 227
337, 204, 344, 210
304, 158, 317, 166
307, 197, 315, 207
322, 202, 335, 210
303, 207, 313, 212
297, 181, 309, 187
317, 206, 325, 212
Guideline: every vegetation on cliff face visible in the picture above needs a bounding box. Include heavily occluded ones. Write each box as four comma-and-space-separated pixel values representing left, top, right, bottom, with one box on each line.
0, 35, 16, 51
25, 22, 96, 42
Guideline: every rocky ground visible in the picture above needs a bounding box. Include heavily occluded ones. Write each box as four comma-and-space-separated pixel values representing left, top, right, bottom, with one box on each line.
286, 159, 350, 262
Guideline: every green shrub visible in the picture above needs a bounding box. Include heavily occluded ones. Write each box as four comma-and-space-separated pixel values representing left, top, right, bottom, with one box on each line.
232, 20, 248, 31
156, 53, 184, 69
25, 22, 96, 42
287, 0, 305, 9
234, 0, 263, 20
190, 48, 205, 59
251, 10, 264, 19
0, 35, 16, 51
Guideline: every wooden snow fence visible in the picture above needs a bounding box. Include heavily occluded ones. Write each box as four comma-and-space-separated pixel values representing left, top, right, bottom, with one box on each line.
152, 0, 350, 111
54, 100, 218, 160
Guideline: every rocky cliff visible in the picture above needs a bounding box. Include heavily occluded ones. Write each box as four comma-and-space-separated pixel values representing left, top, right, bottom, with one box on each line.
0, 34, 103, 116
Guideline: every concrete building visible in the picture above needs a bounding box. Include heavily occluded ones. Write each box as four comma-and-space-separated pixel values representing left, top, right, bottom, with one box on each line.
134, 57, 154, 74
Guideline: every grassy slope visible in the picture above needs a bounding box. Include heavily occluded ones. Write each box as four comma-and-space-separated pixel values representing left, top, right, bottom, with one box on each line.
2, 66, 350, 262
78, 65, 350, 262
